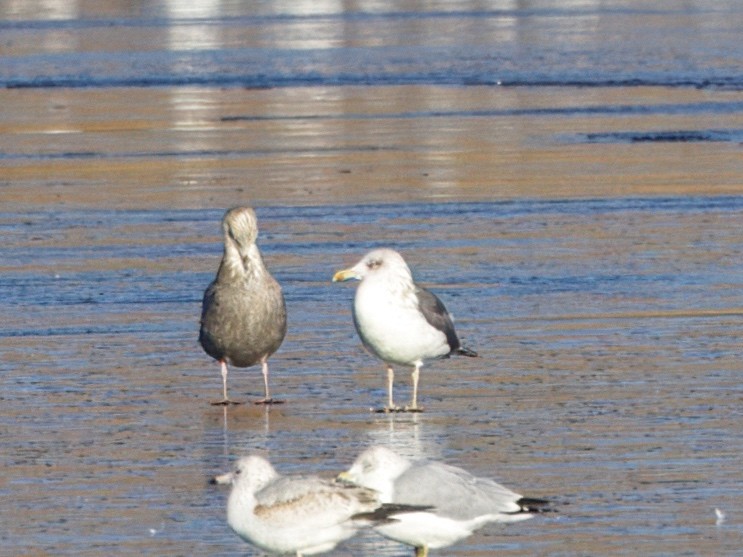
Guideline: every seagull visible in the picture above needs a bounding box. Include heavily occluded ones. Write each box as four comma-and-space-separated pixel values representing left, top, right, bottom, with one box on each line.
332, 248, 477, 412
199, 207, 287, 405
211, 454, 431, 556
338, 446, 551, 557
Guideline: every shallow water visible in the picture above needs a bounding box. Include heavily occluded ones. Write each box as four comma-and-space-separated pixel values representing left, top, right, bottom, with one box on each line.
2, 1, 743, 556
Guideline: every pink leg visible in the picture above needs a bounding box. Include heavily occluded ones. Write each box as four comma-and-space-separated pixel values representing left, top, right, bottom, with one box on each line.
387, 364, 396, 410
254, 358, 284, 405
408, 363, 423, 411
210, 360, 242, 405
221, 360, 229, 400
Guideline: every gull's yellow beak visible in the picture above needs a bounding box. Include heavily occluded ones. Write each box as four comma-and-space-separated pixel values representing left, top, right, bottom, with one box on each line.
332, 268, 359, 282
336, 471, 353, 483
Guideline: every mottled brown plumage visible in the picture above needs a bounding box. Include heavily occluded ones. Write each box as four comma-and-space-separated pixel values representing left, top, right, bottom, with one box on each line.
199, 207, 287, 405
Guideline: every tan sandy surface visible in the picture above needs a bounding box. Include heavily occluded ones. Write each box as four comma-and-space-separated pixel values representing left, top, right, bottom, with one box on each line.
2, 85, 741, 211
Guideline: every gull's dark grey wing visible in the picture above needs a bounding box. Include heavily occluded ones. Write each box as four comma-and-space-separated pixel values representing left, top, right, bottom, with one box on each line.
414, 285, 460, 353
415, 285, 477, 357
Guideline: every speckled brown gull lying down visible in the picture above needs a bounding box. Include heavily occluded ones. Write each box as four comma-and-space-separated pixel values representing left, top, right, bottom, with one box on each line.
338, 446, 552, 557
199, 207, 287, 405
333, 248, 477, 412
211, 454, 431, 556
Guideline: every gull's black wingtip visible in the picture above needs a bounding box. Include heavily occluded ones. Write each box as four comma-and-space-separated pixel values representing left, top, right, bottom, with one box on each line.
352, 503, 434, 524
518, 497, 555, 513
456, 346, 478, 358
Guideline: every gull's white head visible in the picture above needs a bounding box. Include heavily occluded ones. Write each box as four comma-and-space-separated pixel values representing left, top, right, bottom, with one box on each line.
212, 455, 279, 494
332, 249, 414, 284
338, 446, 412, 501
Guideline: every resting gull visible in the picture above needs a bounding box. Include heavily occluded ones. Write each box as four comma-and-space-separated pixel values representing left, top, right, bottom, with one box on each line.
332, 248, 477, 412
338, 446, 552, 556
199, 207, 287, 405
211, 454, 430, 556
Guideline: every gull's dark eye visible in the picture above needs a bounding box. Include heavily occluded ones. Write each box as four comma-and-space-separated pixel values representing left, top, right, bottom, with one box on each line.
367, 258, 382, 270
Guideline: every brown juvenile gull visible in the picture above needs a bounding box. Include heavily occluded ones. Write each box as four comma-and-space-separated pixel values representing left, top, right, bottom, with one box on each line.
338, 446, 552, 557
332, 248, 477, 412
199, 207, 287, 405
210, 454, 431, 556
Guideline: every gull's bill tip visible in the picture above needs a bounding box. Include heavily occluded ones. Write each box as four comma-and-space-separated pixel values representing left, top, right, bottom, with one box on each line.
210, 470, 234, 486
332, 268, 359, 282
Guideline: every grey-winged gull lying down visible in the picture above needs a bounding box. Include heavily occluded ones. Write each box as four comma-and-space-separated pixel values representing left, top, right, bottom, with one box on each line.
332, 248, 477, 412
338, 446, 552, 557
199, 207, 287, 405
210, 454, 431, 556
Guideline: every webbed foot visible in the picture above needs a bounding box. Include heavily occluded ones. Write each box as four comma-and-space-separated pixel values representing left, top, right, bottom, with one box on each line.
372, 405, 423, 413
210, 399, 243, 406
254, 398, 285, 405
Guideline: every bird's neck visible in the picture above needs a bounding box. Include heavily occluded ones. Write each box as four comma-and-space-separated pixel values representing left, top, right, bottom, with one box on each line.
227, 487, 257, 532
362, 274, 415, 301
218, 242, 267, 283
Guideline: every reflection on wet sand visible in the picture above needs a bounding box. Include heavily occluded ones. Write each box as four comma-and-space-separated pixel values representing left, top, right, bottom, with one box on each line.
3, 0, 78, 24
1, 85, 741, 211
363, 413, 434, 463
165, 0, 224, 51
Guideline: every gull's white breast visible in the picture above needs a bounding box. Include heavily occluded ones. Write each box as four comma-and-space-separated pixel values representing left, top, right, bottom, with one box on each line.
353, 278, 450, 365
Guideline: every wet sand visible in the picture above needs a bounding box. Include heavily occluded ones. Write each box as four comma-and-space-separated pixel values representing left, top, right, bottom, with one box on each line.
2, 85, 742, 210
2, 3, 743, 557
3, 197, 742, 556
